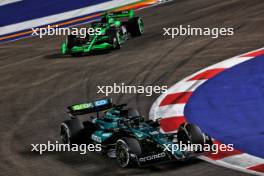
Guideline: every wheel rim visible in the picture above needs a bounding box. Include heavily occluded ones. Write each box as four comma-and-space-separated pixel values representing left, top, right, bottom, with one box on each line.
113, 35, 121, 49
116, 143, 129, 167
138, 19, 144, 34
121, 26, 127, 35
60, 126, 70, 144
178, 128, 190, 145
61, 42, 67, 54
113, 37, 117, 48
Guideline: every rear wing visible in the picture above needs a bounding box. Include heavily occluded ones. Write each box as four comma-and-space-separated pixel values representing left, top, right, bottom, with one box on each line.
68, 98, 113, 116
105, 10, 134, 19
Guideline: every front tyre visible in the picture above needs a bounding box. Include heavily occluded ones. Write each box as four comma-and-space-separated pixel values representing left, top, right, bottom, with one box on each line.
116, 137, 142, 167
129, 17, 144, 36
177, 123, 205, 153
108, 28, 121, 49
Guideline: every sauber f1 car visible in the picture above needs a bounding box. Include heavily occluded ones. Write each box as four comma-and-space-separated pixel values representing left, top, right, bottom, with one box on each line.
60, 98, 213, 167
60, 10, 144, 56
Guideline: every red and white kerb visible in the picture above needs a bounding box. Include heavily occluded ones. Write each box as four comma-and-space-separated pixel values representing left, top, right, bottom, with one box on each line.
149, 48, 264, 175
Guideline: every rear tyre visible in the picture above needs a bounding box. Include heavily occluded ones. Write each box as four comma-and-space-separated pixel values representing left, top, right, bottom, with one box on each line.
129, 17, 144, 36
127, 108, 140, 118
116, 137, 142, 167
146, 120, 160, 128
67, 35, 77, 50
91, 22, 98, 28
60, 118, 84, 144
101, 17, 107, 23
82, 121, 100, 142
67, 35, 85, 56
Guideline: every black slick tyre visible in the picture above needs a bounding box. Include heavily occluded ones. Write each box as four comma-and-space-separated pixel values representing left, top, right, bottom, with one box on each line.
60, 118, 84, 144
129, 17, 144, 36
67, 35, 77, 50
177, 123, 205, 153
108, 28, 121, 49
116, 137, 142, 167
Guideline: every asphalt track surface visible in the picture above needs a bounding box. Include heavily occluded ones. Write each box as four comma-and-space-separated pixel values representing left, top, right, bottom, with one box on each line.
0, 0, 263, 176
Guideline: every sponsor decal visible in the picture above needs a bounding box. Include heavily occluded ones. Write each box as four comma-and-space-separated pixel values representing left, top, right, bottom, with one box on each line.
91, 134, 102, 143
139, 152, 166, 162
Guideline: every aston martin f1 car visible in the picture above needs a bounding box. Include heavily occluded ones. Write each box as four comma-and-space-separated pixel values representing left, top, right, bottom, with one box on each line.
60, 98, 213, 167
60, 10, 144, 56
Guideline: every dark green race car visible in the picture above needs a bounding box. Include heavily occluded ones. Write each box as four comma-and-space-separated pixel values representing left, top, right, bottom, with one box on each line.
60, 98, 213, 167
61, 10, 144, 56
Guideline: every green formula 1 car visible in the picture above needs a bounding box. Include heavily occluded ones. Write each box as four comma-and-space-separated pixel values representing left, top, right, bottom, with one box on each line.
60, 98, 213, 167
60, 10, 144, 56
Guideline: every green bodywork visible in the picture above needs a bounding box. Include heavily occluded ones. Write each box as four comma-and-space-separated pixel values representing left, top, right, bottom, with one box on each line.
66, 99, 210, 165
67, 99, 186, 159
91, 108, 184, 158
61, 10, 136, 55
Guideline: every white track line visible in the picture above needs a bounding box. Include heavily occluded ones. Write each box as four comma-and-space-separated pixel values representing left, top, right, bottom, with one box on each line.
0, 0, 22, 7
0, 0, 141, 35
